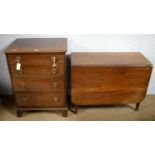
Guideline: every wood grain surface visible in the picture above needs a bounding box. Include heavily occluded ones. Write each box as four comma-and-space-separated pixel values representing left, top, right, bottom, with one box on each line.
5, 38, 67, 53
71, 52, 152, 106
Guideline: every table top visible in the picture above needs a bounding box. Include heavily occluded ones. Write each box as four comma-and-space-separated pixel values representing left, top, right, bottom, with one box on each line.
71, 52, 152, 67
5, 38, 67, 53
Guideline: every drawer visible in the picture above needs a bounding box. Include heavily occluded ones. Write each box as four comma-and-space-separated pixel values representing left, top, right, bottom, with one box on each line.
12, 79, 65, 92
7, 54, 65, 65
15, 93, 65, 108
9, 64, 64, 79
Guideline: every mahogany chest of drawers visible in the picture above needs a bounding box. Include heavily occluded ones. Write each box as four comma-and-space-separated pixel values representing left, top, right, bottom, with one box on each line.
71, 52, 153, 112
6, 38, 68, 117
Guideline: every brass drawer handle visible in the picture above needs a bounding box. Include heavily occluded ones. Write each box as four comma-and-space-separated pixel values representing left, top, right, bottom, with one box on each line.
17, 69, 23, 74
22, 97, 29, 103
51, 68, 57, 74
52, 82, 58, 88
19, 82, 26, 90
15, 56, 23, 74
51, 56, 57, 68
53, 97, 59, 102
15, 56, 21, 62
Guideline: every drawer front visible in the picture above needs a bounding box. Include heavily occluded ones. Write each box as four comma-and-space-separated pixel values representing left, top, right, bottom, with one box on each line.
7, 54, 64, 65
12, 79, 65, 92
71, 67, 152, 93
9, 64, 64, 78
15, 93, 65, 108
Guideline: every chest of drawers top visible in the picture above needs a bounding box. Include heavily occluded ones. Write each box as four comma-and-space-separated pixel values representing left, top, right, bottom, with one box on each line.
5, 38, 67, 53
71, 52, 152, 67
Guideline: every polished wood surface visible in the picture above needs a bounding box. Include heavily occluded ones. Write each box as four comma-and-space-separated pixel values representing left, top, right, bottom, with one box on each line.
9, 64, 64, 79
72, 67, 151, 93
72, 91, 146, 105
8, 53, 65, 79
12, 79, 64, 92
15, 93, 65, 107
5, 38, 67, 53
6, 38, 67, 117
71, 52, 152, 107
7, 54, 64, 65
72, 52, 152, 67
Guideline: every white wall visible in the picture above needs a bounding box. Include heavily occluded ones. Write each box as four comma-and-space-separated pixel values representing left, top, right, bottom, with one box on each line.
0, 34, 154, 94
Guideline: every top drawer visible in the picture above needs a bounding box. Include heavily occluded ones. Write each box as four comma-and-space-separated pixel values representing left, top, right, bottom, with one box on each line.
7, 54, 64, 65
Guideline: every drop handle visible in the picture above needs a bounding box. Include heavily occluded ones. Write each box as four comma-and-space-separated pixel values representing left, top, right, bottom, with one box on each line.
51, 56, 57, 68
52, 83, 58, 88
51, 68, 57, 74
22, 97, 29, 103
15, 56, 23, 74
53, 97, 59, 102
19, 83, 26, 90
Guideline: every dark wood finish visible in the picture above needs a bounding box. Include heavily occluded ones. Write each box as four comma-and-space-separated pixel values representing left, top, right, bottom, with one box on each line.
15, 92, 65, 107
6, 38, 67, 117
12, 79, 64, 92
71, 52, 153, 111
72, 52, 152, 67
7, 54, 64, 65
71, 67, 152, 105
9, 64, 64, 79
135, 103, 140, 111
62, 110, 68, 117
69, 103, 78, 113
17, 107, 67, 117
5, 38, 67, 53
16, 110, 23, 117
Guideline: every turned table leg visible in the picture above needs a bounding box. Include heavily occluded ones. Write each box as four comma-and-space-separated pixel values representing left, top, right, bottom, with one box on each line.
135, 103, 140, 111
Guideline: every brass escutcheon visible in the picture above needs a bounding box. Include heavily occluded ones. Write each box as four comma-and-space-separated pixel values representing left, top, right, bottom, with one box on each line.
52, 82, 58, 88
51, 68, 57, 74
53, 97, 59, 102
22, 97, 29, 103
51, 56, 57, 68
20, 82, 26, 89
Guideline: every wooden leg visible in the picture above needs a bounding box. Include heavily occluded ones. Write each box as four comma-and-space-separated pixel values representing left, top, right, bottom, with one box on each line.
17, 110, 23, 117
62, 110, 68, 117
135, 103, 140, 111
69, 104, 78, 113
68, 96, 78, 114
